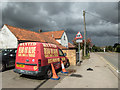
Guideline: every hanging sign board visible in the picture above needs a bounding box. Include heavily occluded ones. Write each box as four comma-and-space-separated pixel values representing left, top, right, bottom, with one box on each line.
75, 32, 83, 39
76, 39, 83, 43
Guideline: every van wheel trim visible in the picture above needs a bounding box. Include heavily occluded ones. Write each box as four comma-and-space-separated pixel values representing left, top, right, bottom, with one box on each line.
46, 69, 52, 79
65, 60, 70, 68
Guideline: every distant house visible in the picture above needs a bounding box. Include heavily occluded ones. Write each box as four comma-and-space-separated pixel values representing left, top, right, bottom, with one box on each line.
41, 30, 68, 48
0, 24, 74, 49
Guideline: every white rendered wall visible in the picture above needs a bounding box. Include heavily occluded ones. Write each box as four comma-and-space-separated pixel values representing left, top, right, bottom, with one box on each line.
61, 32, 68, 48
0, 25, 18, 49
56, 39, 61, 44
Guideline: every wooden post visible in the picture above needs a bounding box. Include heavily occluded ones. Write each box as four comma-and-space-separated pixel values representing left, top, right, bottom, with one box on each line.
83, 10, 86, 56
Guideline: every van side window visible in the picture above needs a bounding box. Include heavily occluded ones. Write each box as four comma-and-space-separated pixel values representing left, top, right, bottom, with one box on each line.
58, 49, 64, 56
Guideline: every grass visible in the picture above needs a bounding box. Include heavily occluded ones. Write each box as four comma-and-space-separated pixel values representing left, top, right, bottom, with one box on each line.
82, 53, 90, 60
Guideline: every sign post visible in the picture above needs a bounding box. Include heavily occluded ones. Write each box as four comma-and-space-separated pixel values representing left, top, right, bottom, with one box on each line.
78, 42, 80, 64
75, 32, 83, 65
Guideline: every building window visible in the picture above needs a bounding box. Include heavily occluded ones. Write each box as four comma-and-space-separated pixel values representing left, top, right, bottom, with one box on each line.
64, 36, 66, 40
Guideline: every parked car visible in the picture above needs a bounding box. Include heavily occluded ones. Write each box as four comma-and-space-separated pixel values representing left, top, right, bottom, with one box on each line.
0, 48, 17, 71
14, 42, 70, 78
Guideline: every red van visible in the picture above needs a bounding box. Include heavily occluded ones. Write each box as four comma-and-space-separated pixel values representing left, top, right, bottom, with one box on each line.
14, 42, 70, 78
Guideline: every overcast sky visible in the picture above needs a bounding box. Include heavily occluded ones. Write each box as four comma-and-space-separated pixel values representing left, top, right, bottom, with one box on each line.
1, 1, 119, 46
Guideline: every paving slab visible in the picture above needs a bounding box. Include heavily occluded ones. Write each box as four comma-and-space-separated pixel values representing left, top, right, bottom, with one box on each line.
54, 53, 118, 88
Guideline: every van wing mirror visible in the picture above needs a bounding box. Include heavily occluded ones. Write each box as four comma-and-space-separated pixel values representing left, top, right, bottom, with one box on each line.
64, 53, 67, 56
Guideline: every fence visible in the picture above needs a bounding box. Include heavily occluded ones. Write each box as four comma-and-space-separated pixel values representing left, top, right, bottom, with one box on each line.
62, 49, 76, 66
62, 49, 83, 66
76, 52, 79, 64
76, 50, 83, 64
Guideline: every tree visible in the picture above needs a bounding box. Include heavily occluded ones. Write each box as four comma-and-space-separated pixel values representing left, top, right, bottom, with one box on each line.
108, 46, 113, 51
92, 45, 98, 52
91, 45, 103, 52
113, 43, 120, 48
116, 45, 120, 52
113, 43, 120, 52
72, 38, 92, 55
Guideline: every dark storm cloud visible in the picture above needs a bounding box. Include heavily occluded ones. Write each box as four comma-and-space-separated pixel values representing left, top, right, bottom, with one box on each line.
2, 2, 52, 30
91, 36, 118, 46
88, 30, 118, 37
42, 2, 72, 15
88, 2, 118, 24
1, 2, 118, 46
0, 3, 2, 26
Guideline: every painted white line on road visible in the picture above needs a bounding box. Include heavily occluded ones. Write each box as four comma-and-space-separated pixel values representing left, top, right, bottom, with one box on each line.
96, 54, 118, 73
96, 54, 120, 80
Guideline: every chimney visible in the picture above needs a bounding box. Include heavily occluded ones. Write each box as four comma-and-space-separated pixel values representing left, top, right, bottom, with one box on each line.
38, 29, 42, 33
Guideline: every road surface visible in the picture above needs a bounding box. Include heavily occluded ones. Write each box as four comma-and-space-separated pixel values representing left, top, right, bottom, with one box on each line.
0, 51, 69, 88
1, 52, 119, 89
2, 68, 69, 88
96, 52, 119, 71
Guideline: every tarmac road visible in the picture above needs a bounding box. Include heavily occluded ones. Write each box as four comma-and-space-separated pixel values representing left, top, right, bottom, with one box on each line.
1, 52, 119, 89
2, 68, 68, 89
0, 51, 70, 89
96, 52, 119, 71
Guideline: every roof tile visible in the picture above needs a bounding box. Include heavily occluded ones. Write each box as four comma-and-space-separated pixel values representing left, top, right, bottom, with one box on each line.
5, 24, 67, 49
68, 42, 75, 48
41, 30, 64, 39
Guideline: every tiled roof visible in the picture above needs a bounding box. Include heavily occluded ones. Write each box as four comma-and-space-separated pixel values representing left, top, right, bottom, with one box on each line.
41, 30, 64, 39
4, 24, 67, 49
68, 42, 75, 48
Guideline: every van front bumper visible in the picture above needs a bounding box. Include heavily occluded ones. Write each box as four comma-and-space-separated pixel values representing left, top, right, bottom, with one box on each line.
13, 69, 44, 76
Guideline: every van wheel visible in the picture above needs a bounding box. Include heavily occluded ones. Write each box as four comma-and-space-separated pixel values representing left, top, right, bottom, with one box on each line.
45, 68, 52, 79
65, 60, 70, 68
0, 62, 6, 72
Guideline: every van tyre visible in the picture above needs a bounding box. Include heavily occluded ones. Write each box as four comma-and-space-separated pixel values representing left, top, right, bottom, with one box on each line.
65, 60, 70, 68
45, 68, 52, 79
0, 62, 6, 72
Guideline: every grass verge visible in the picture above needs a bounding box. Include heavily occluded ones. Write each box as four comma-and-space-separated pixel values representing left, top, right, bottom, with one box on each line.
82, 53, 90, 60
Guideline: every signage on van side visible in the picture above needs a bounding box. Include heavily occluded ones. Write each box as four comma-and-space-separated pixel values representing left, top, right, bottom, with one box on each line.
48, 58, 60, 63
42, 43, 57, 48
44, 48, 58, 57
18, 47, 36, 57
20, 42, 37, 46
48, 58, 65, 64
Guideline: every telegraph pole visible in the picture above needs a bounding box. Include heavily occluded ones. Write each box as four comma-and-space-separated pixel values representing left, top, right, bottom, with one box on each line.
83, 10, 86, 56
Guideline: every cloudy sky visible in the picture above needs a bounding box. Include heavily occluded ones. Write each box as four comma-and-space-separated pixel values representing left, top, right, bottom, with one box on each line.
1, 1, 119, 46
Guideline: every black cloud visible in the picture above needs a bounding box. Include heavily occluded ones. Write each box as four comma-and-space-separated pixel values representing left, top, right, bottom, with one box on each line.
1, 2, 118, 46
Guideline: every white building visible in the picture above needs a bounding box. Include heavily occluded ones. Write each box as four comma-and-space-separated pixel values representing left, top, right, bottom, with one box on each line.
41, 30, 68, 48
0, 24, 18, 49
0, 24, 74, 49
